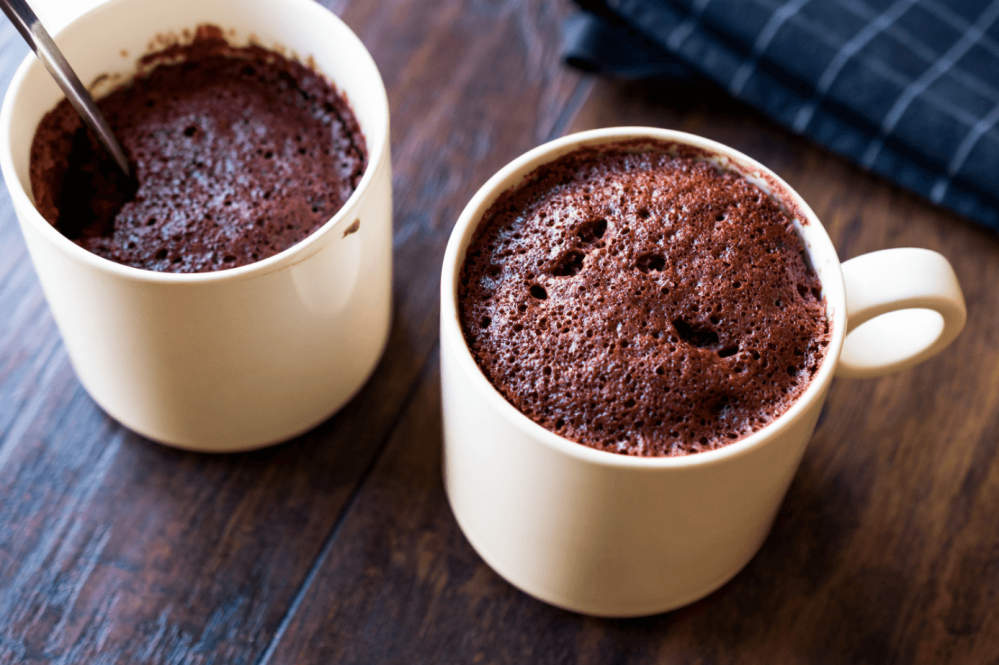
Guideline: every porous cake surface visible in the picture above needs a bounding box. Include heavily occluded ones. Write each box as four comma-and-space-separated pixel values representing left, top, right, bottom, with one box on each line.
458, 142, 830, 457
29, 25, 366, 273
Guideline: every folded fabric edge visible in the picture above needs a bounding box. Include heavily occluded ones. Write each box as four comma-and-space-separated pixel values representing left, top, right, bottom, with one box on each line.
562, 10, 701, 82
560, 2, 999, 233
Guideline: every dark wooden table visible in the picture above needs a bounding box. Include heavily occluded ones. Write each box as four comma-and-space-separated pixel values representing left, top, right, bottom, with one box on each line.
2, 1, 997, 663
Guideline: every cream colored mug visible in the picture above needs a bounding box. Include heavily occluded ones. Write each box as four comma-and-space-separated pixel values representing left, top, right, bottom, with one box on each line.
0, 0, 392, 451
440, 127, 965, 617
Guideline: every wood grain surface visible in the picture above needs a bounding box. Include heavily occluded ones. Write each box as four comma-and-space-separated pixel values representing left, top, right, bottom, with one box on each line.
0, 1, 996, 663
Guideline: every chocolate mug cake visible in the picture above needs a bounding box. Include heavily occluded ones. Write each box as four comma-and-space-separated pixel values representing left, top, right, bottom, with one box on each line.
442, 128, 964, 616
458, 140, 830, 457
28, 25, 366, 273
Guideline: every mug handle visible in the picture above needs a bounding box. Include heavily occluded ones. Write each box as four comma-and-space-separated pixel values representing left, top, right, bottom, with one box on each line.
835, 248, 966, 379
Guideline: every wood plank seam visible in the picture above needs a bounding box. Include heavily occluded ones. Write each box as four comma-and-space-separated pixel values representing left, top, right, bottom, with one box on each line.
546, 77, 597, 143
254, 347, 442, 665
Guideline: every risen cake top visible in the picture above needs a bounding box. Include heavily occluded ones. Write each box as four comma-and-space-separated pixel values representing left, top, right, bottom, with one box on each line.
29, 25, 366, 273
458, 141, 830, 457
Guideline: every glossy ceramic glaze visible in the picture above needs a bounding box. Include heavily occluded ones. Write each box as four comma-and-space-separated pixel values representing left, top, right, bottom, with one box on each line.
440, 127, 965, 616
0, 0, 393, 451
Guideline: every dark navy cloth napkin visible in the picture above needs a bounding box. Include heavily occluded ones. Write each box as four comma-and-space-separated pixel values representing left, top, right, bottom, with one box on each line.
563, 0, 999, 232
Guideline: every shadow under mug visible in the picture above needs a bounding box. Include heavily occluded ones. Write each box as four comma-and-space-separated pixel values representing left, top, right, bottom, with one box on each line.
439, 127, 966, 617
0, 0, 393, 452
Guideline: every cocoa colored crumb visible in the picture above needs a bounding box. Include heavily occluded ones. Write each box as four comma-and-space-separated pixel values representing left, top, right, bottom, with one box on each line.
458, 142, 830, 457
29, 24, 366, 273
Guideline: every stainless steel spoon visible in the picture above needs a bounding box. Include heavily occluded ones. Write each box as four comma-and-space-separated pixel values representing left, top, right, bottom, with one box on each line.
0, 0, 131, 177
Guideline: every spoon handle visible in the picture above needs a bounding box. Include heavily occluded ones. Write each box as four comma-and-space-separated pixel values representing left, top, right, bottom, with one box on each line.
0, 0, 131, 177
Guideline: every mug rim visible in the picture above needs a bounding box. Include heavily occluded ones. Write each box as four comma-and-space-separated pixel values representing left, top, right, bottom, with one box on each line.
0, 0, 389, 285
441, 126, 847, 469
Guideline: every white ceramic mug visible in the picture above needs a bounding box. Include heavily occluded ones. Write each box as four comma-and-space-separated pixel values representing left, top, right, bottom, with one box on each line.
440, 127, 965, 617
0, 0, 392, 452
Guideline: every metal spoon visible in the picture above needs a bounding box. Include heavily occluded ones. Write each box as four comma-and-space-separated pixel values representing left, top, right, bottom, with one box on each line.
1, 0, 131, 177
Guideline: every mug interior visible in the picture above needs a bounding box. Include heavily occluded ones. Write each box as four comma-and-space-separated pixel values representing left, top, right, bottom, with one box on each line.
0, 0, 388, 282
441, 127, 847, 468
